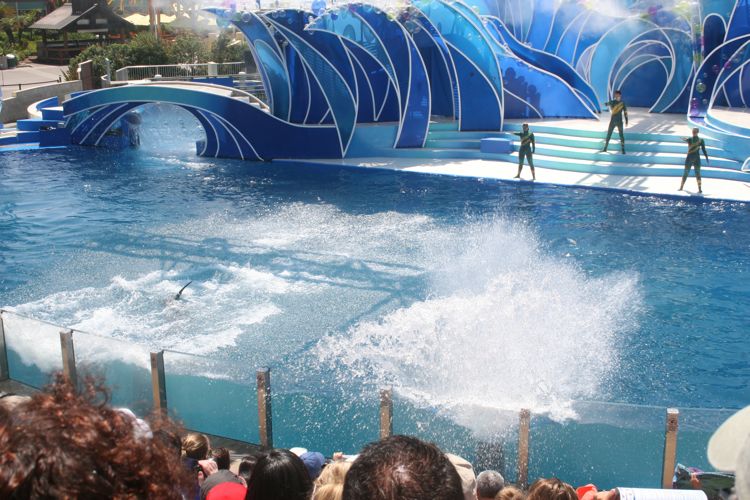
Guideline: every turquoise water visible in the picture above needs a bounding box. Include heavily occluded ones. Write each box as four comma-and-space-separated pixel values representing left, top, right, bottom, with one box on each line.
1, 123, 748, 486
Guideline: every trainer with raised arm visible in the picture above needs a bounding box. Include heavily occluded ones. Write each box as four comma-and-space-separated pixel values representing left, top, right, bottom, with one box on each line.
601, 90, 628, 154
513, 123, 536, 180
679, 127, 709, 194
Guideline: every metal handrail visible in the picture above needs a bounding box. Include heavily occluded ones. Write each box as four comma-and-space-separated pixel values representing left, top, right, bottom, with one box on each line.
114, 62, 251, 82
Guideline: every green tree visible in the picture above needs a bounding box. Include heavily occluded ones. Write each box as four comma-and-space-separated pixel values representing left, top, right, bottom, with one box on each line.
210, 31, 245, 63
66, 43, 134, 85
168, 32, 208, 64
128, 32, 170, 66
16, 9, 41, 42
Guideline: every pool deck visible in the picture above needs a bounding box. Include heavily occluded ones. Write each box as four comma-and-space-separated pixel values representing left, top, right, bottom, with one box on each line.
286, 156, 750, 201
284, 109, 750, 203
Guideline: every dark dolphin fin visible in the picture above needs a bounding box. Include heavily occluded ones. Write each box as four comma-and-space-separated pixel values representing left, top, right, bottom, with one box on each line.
175, 281, 192, 300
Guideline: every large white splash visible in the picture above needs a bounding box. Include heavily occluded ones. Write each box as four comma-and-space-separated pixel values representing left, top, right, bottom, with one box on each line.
7, 203, 642, 430
315, 217, 642, 432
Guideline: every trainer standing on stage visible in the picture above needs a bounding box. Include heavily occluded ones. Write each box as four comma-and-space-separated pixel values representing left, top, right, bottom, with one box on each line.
513, 123, 536, 180
679, 127, 709, 194
601, 90, 628, 154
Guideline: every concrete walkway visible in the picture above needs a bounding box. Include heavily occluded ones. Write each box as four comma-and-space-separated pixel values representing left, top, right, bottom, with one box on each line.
0, 63, 68, 95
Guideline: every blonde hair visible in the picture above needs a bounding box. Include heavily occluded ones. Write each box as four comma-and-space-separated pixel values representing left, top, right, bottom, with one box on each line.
496, 485, 526, 500
181, 432, 210, 460
312, 461, 351, 500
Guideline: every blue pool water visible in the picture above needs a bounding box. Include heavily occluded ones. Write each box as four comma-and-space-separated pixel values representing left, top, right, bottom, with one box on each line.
1, 121, 748, 485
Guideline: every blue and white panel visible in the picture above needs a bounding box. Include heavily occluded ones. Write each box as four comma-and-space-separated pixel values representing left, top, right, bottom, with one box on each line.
311, 4, 431, 147
267, 19, 358, 155
414, 0, 503, 130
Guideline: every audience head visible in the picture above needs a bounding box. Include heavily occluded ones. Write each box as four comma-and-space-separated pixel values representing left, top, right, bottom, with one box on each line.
526, 478, 576, 500
0, 373, 191, 499
183, 432, 210, 460
496, 486, 525, 500
301, 451, 326, 481
708, 404, 750, 499
238, 452, 264, 484
343, 435, 464, 500
447, 453, 477, 500
313, 461, 351, 500
246, 448, 312, 500
0, 392, 30, 412
211, 447, 231, 470
476, 470, 505, 500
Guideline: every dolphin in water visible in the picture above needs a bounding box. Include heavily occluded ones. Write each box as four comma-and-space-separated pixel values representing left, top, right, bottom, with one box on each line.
174, 281, 192, 300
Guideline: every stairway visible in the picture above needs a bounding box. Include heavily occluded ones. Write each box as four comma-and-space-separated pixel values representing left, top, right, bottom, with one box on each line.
8, 97, 70, 148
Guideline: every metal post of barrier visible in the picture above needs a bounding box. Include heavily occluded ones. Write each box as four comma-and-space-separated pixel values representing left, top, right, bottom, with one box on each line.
518, 408, 531, 489
257, 368, 273, 449
59, 330, 77, 386
379, 386, 393, 439
150, 351, 167, 414
0, 311, 9, 381
662, 408, 679, 489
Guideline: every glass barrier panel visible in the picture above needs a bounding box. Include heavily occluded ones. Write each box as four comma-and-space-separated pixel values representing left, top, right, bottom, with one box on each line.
163, 350, 258, 444
677, 407, 737, 473
529, 401, 666, 489
393, 392, 520, 483
73, 330, 153, 415
1, 310, 63, 388
272, 370, 379, 456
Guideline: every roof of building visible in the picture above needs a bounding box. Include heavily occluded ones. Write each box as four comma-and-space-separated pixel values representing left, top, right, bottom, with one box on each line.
30, 1, 134, 31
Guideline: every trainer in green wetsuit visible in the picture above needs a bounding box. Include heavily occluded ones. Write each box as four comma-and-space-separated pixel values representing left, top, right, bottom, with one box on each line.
679, 127, 709, 193
601, 90, 628, 153
513, 123, 536, 180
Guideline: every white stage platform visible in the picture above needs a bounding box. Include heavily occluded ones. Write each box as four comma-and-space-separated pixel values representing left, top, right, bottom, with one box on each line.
285, 109, 750, 203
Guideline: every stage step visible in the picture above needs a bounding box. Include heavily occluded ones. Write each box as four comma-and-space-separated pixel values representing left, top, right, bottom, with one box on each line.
529, 143, 739, 169
485, 151, 748, 180
425, 138, 482, 149
17, 119, 64, 132
502, 122, 723, 147
16, 131, 40, 143
428, 130, 507, 140
512, 132, 726, 155
376, 148, 750, 182
41, 106, 64, 121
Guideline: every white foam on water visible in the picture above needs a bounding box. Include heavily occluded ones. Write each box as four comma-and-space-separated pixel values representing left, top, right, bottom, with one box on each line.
7, 204, 441, 369
9, 263, 295, 357
7, 202, 643, 432
315, 217, 643, 434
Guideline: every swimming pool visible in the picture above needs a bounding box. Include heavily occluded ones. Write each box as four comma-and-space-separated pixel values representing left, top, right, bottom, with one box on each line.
1, 123, 748, 486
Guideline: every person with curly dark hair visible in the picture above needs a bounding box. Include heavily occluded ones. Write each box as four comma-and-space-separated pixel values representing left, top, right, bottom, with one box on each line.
0, 373, 193, 499
343, 435, 464, 500
245, 448, 312, 500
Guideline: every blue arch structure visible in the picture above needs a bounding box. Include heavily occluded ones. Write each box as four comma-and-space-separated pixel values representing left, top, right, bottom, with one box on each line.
57, 1, 750, 163
64, 84, 344, 160
310, 4, 431, 146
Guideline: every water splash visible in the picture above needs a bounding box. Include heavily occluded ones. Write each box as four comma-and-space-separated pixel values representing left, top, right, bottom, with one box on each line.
315, 217, 642, 433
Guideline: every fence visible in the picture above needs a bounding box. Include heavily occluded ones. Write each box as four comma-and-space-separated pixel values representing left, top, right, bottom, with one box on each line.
112, 62, 266, 102
0, 308, 735, 488
114, 62, 250, 82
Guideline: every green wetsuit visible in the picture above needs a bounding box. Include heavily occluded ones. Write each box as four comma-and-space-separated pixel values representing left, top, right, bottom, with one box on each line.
603, 99, 628, 151
514, 130, 535, 167
683, 136, 708, 180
